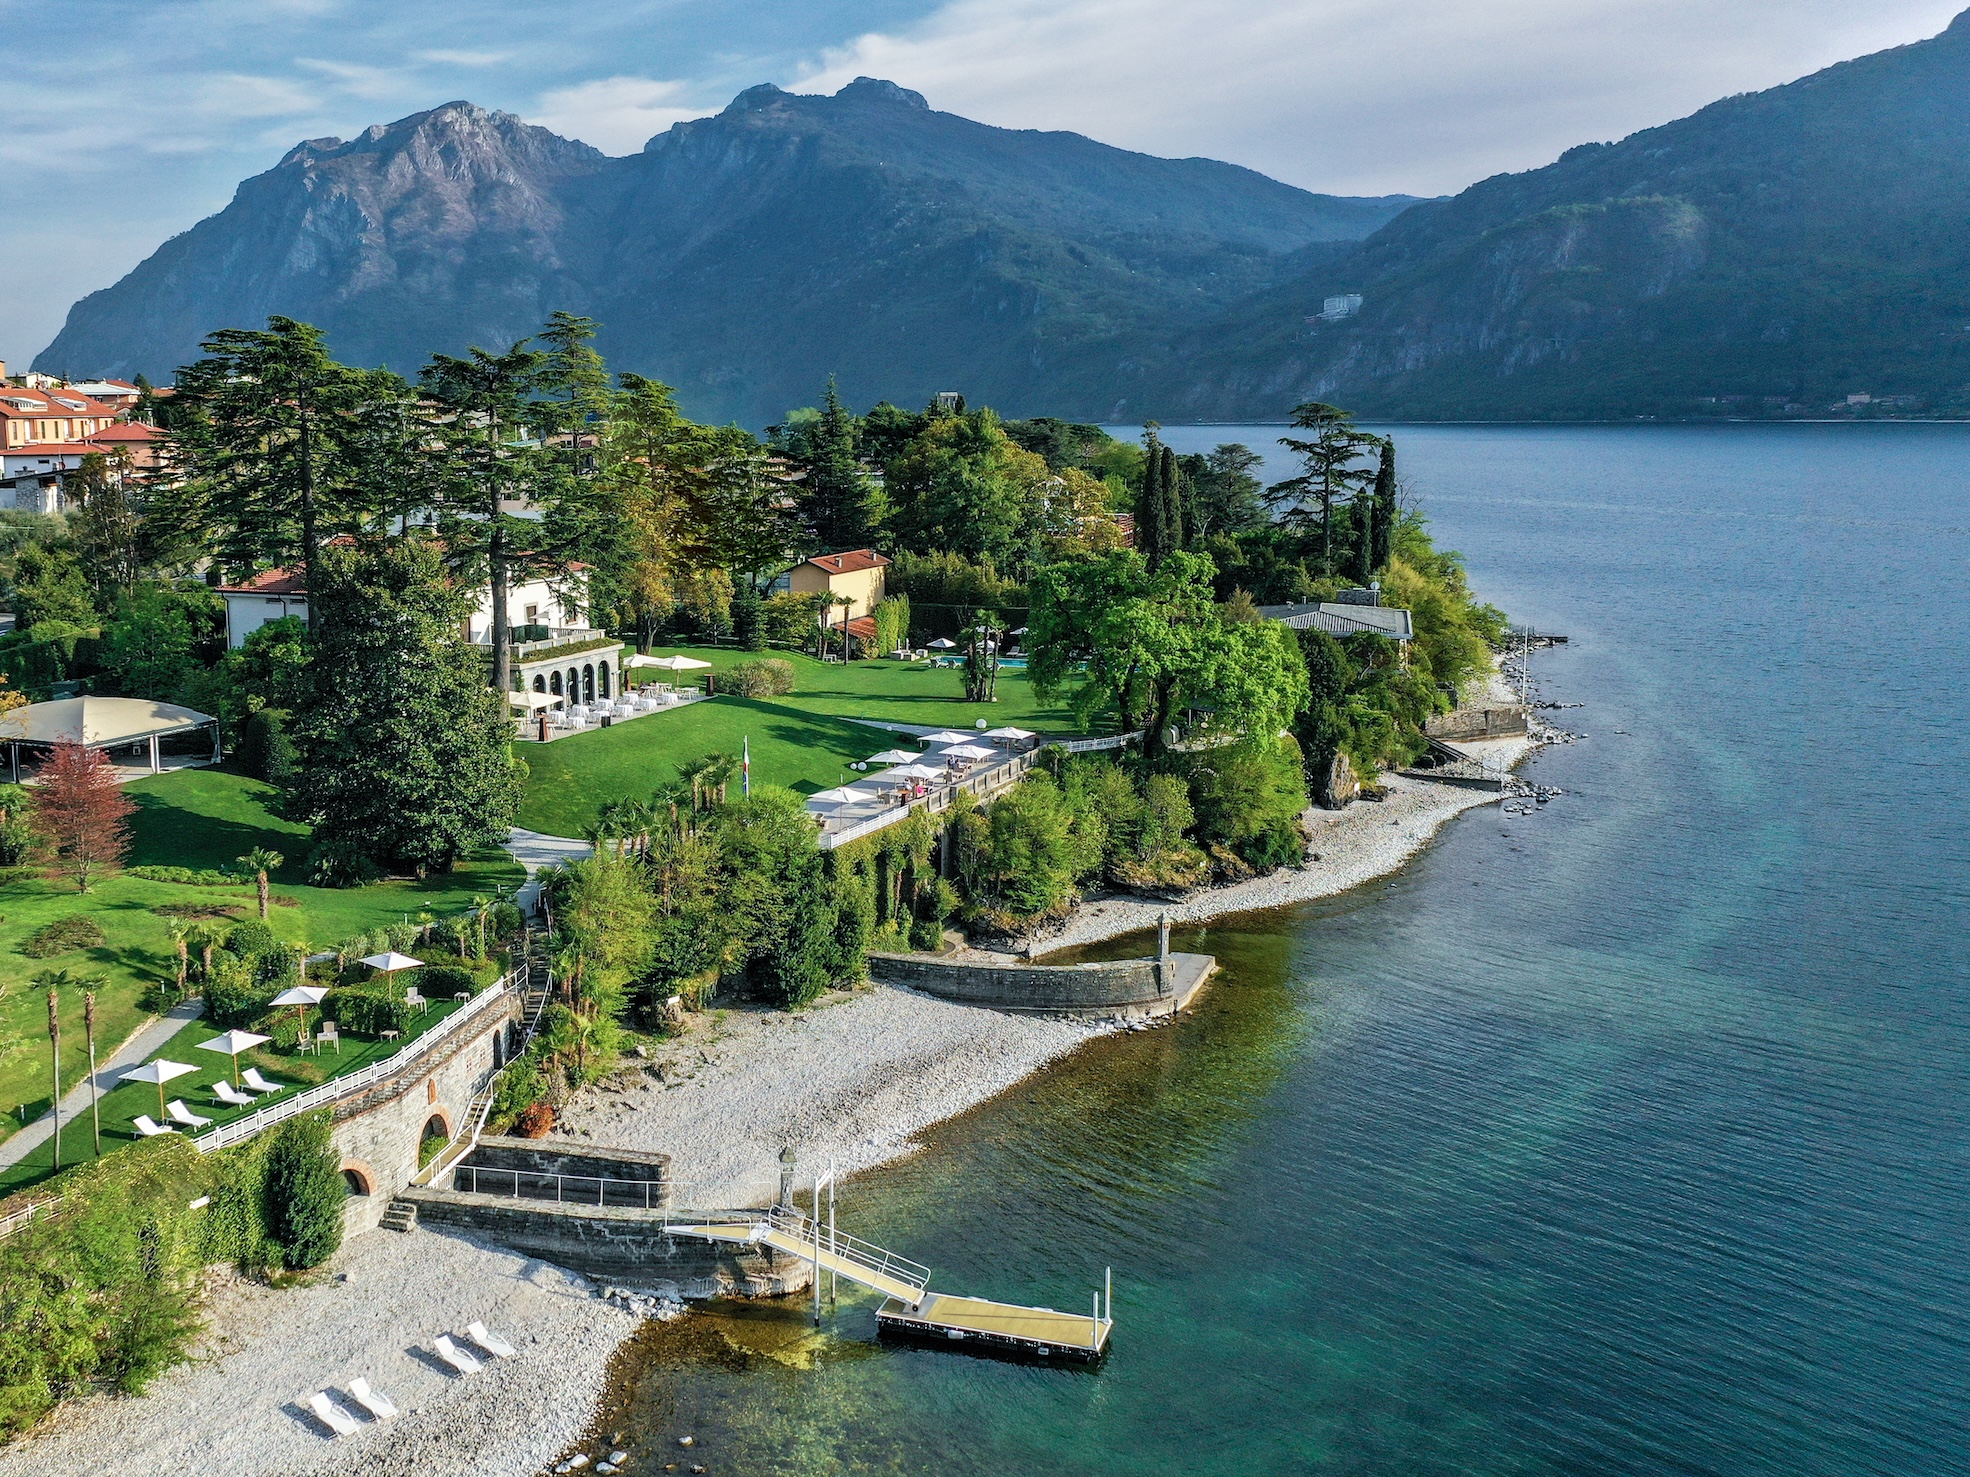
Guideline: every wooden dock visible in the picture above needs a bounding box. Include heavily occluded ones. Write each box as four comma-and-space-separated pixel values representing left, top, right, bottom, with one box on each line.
664, 1200, 1114, 1362
875, 1291, 1110, 1362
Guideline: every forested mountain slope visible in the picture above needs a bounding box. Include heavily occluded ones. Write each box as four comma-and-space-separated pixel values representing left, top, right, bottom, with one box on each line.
1132, 9, 1970, 420
35, 79, 1416, 424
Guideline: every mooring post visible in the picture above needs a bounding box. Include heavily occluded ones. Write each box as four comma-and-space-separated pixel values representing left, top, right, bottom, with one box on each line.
813, 1172, 823, 1326
1105, 1266, 1112, 1324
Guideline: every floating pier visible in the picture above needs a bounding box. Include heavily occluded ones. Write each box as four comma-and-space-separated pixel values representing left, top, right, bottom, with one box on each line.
875, 1288, 1111, 1362
663, 1182, 1114, 1363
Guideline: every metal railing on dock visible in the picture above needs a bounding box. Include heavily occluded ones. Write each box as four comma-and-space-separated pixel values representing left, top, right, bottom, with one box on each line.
449, 1164, 671, 1210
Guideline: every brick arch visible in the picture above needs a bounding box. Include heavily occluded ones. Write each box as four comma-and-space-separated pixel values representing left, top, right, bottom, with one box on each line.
421, 1106, 455, 1142
340, 1158, 377, 1196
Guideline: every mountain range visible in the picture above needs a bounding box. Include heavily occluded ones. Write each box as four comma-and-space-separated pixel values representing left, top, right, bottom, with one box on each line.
34, 77, 1413, 425
35, 11, 1970, 423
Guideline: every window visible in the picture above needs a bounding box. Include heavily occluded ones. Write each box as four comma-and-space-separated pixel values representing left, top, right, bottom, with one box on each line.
524, 604, 539, 624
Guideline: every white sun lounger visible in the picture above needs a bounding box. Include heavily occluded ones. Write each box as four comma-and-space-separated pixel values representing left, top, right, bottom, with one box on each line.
346, 1377, 398, 1420
433, 1335, 481, 1375
165, 1099, 212, 1128
241, 1068, 284, 1094
307, 1391, 361, 1437
132, 1115, 177, 1137
213, 1080, 255, 1107
466, 1321, 516, 1358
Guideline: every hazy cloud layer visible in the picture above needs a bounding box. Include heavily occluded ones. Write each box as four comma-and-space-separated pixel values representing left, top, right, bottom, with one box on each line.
3, 0, 1959, 369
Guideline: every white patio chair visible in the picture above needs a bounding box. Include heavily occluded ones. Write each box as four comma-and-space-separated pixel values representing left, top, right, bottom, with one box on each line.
433, 1334, 482, 1375
307, 1391, 361, 1437
346, 1377, 398, 1421
466, 1321, 516, 1358
405, 989, 427, 1015
241, 1068, 284, 1095
213, 1080, 255, 1107
132, 1115, 177, 1137
165, 1099, 212, 1128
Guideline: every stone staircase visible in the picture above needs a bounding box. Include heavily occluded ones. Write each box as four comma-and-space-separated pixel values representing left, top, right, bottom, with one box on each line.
380, 1197, 419, 1233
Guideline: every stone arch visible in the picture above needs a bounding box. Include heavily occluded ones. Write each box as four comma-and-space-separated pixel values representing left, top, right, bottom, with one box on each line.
567, 667, 579, 702
339, 1158, 376, 1197
533, 674, 546, 693
598, 661, 611, 699
582, 664, 595, 703
549, 670, 562, 697
422, 1107, 454, 1143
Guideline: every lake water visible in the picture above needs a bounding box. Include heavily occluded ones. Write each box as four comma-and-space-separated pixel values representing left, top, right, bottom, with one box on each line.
601, 425, 1970, 1475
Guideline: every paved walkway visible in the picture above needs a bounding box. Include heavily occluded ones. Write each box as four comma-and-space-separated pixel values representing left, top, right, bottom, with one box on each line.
504, 827, 594, 920
0, 995, 206, 1173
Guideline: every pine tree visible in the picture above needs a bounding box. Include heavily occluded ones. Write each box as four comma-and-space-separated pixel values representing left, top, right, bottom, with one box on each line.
289, 540, 522, 878
805, 378, 884, 548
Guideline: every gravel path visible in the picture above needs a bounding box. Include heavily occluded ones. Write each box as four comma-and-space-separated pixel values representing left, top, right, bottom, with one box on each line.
0, 1227, 637, 1477
559, 987, 1111, 1206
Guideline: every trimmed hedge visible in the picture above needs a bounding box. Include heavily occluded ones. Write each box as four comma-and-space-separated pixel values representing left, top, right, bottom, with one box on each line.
321, 986, 416, 1038
130, 865, 244, 887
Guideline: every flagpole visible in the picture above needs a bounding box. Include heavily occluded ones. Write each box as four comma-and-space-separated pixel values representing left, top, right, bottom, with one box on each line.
743, 737, 751, 797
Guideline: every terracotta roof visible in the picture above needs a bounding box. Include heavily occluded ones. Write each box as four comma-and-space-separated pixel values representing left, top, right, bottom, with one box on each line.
84, 422, 161, 442
845, 616, 879, 641
217, 568, 310, 596
2, 442, 96, 457
803, 549, 890, 576
0, 387, 120, 419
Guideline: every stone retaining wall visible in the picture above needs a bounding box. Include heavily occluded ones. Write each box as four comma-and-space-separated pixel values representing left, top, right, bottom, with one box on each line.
869, 951, 1213, 1017
1425, 705, 1529, 740
403, 1190, 813, 1295
465, 1136, 673, 1190
329, 997, 516, 1236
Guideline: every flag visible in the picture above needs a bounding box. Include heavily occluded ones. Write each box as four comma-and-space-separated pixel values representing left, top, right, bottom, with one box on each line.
743, 736, 751, 797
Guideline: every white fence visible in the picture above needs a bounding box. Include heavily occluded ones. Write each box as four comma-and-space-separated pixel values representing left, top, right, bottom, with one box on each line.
192, 974, 515, 1154
0, 1195, 63, 1243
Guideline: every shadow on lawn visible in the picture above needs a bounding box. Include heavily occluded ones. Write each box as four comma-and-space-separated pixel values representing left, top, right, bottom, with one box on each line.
127, 786, 304, 875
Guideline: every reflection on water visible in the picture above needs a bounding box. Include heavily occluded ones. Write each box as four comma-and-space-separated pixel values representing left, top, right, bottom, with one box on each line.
593, 427, 1970, 1476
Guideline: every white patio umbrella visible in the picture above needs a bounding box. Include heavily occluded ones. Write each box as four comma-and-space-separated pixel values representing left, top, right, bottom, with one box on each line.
984, 726, 1036, 742
359, 952, 422, 997
269, 983, 329, 1034
940, 744, 996, 761
1008, 627, 1029, 637
885, 763, 946, 782
625, 654, 713, 671
509, 690, 557, 711
864, 749, 920, 765
805, 786, 868, 809
926, 637, 957, 649
197, 1028, 271, 1088
918, 730, 976, 747
119, 1058, 196, 1120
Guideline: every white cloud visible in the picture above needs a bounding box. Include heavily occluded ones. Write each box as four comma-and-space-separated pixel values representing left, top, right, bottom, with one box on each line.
528, 75, 714, 154
196, 71, 324, 119
794, 0, 1965, 195
414, 49, 514, 67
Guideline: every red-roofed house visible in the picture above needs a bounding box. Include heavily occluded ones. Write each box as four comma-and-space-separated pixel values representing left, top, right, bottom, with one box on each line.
774, 548, 891, 620
0, 382, 163, 510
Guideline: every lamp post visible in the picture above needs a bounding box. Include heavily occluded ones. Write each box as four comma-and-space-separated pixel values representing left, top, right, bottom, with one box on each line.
84, 990, 100, 1157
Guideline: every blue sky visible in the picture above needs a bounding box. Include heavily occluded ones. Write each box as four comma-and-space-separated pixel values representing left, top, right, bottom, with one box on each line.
3, 0, 1961, 370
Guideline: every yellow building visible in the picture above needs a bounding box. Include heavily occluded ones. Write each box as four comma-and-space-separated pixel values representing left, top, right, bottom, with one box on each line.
782, 549, 891, 620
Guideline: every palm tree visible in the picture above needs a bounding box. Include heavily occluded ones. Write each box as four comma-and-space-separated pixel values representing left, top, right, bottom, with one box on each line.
830, 592, 856, 662
166, 918, 191, 997
236, 847, 285, 920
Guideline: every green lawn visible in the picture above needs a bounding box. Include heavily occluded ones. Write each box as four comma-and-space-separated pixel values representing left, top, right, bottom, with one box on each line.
519, 695, 893, 837
0, 767, 520, 1144
518, 649, 1100, 840
627, 646, 1087, 730
0, 994, 475, 1197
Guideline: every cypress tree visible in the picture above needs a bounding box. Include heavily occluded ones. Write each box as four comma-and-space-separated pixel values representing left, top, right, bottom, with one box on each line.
1160, 445, 1188, 552
1370, 438, 1396, 572
1136, 440, 1166, 568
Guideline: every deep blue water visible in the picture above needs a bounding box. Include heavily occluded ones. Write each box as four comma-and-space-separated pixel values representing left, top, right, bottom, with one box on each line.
605, 425, 1970, 1475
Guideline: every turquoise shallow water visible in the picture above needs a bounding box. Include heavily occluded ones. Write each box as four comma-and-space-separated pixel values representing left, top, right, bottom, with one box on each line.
604, 426, 1970, 1475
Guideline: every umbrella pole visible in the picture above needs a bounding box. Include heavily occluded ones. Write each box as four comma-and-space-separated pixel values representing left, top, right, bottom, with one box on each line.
232, 1052, 241, 1089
